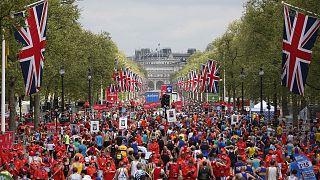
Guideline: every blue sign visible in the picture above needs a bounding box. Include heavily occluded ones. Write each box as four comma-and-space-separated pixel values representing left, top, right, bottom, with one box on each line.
292, 154, 316, 180
145, 92, 160, 103
166, 85, 173, 93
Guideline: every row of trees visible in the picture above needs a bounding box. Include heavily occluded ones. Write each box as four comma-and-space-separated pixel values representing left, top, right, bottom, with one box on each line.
173, 0, 320, 124
0, 0, 144, 131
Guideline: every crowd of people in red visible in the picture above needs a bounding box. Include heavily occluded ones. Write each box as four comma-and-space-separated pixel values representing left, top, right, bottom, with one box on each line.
0, 101, 320, 180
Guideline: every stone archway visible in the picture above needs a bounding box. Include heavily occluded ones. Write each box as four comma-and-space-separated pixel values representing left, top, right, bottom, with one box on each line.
147, 81, 155, 91
156, 81, 164, 90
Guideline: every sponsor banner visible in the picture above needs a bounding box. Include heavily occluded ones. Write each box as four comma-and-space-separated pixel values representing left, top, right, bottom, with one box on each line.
293, 154, 316, 180
145, 92, 160, 103
173, 101, 183, 111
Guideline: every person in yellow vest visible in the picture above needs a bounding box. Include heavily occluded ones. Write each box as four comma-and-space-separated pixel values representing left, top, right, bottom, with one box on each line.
118, 141, 127, 157
316, 130, 320, 143
70, 156, 83, 175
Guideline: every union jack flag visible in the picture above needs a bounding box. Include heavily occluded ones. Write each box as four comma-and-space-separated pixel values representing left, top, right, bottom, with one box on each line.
281, 5, 320, 95
199, 64, 207, 92
192, 70, 198, 92
118, 69, 127, 92
207, 60, 220, 93
14, 0, 48, 96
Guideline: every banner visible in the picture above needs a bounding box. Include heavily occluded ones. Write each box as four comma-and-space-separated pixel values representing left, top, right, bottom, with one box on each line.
160, 85, 167, 97
208, 93, 219, 102
0, 132, 14, 150
90, 121, 99, 134
173, 101, 183, 111
145, 92, 160, 103
119, 117, 128, 130
106, 88, 118, 103
166, 109, 176, 122
293, 154, 316, 180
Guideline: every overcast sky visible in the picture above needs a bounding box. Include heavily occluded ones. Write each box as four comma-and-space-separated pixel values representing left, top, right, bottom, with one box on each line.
76, 0, 247, 56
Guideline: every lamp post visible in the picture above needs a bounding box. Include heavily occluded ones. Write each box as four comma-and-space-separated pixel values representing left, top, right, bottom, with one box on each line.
259, 66, 264, 115
240, 68, 245, 115
272, 60, 279, 126
60, 66, 65, 115
88, 69, 92, 107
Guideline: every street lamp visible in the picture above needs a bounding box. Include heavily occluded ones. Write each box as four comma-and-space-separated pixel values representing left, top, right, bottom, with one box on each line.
59, 66, 65, 114
240, 68, 245, 115
272, 60, 279, 126
88, 69, 92, 107
259, 66, 264, 115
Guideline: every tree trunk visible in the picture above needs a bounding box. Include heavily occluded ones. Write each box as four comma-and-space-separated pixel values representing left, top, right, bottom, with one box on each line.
281, 87, 289, 116
227, 85, 231, 104
8, 77, 17, 133
34, 93, 40, 130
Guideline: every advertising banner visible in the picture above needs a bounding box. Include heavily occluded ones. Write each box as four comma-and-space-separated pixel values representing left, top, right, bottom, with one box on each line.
145, 92, 160, 103
293, 154, 316, 180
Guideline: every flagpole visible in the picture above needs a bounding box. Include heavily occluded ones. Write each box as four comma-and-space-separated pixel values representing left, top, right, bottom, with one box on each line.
223, 69, 226, 102
281, 1, 320, 17
26, 0, 45, 8
100, 79, 103, 105
1, 32, 5, 133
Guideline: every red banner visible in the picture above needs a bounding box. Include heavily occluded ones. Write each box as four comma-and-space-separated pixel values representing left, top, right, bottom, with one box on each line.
160, 85, 167, 97
0, 132, 14, 150
93, 104, 108, 111
173, 101, 183, 111
144, 102, 161, 110
106, 87, 118, 103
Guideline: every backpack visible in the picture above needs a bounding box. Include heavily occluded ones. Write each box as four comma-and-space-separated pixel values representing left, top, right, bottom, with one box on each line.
198, 166, 210, 180
169, 163, 179, 178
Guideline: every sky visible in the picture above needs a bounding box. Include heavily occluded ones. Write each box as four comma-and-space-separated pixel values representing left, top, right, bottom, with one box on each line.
76, 0, 247, 56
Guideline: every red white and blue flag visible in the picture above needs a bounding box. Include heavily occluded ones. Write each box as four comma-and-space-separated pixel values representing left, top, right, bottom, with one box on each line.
14, 0, 48, 96
199, 64, 207, 92
281, 5, 320, 95
207, 60, 220, 93
192, 70, 198, 92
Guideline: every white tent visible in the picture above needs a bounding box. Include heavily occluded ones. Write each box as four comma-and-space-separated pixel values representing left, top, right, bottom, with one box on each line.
251, 100, 274, 112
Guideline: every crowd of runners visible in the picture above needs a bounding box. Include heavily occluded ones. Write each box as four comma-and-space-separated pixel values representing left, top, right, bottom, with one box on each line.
0, 100, 320, 180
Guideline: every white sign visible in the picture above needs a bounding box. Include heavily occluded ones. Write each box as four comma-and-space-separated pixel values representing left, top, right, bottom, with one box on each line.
119, 117, 128, 130
90, 121, 99, 133
166, 109, 176, 122
299, 107, 308, 121
231, 114, 239, 125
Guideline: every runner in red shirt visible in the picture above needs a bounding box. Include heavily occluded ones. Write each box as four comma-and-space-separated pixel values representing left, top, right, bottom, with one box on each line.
104, 160, 116, 180
51, 161, 65, 180
182, 160, 197, 180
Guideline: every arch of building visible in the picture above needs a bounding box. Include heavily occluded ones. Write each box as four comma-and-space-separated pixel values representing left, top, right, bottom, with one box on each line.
147, 81, 155, 90
156, 81, 164, 90
146, 80, 171, 90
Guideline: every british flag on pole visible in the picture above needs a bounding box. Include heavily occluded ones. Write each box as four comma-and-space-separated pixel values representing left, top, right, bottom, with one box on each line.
281, 5, 320, 95
207, 60, 220, 93
14, 0, 48, 96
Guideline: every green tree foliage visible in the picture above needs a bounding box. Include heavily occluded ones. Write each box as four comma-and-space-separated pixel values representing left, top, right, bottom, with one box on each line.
175, 0, 320, 108
1, 0, 145, 129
